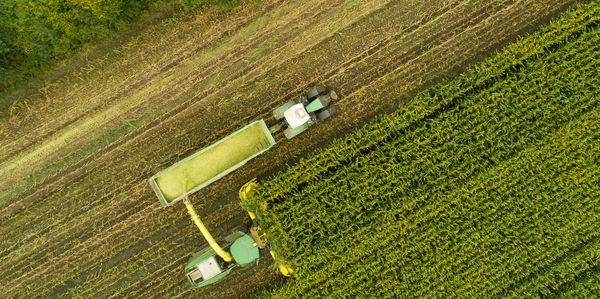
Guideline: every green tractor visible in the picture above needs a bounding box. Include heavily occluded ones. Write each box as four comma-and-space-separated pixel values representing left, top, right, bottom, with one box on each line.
270, 85, 338, 139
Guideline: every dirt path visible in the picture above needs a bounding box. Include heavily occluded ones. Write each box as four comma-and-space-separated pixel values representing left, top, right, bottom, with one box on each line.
1, 0, 577, 297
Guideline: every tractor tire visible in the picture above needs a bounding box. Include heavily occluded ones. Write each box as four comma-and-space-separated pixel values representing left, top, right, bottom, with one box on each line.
317, 106, 336, 121
299, 95, 309, 106
306, 89, 319, 100
306, 85, 327, 100
329, 90, 338, 101
330, 106, 337, 115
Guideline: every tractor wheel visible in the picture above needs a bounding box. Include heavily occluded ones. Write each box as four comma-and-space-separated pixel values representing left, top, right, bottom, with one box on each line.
329, 90, 338, 101
330, 106, 337, 115
299, 95, 309, 106
306, 85, 327, 100
315, 85, 327, 95
317, 106, 336, 121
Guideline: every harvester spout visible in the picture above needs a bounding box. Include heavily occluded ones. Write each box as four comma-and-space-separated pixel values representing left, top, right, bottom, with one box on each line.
182, 194, 233, 262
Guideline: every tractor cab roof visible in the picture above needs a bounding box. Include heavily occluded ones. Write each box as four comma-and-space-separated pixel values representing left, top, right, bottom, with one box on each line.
193, 255, 222, 282
284, 104, 310, 128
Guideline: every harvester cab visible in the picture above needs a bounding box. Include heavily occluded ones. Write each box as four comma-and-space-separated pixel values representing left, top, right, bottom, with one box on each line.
271, 85, 338, 139
184, 229, 260, 288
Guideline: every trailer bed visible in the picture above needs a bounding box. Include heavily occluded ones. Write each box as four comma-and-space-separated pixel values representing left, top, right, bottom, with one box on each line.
149, 120, 275, 207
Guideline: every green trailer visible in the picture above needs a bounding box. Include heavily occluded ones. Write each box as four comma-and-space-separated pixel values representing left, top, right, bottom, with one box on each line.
149, 119, 276, 207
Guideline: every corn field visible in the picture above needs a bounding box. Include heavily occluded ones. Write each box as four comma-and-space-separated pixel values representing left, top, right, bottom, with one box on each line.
245, 2, 600, 297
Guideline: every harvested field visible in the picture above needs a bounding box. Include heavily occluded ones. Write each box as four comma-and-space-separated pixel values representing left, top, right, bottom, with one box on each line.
0, 0, 582, 297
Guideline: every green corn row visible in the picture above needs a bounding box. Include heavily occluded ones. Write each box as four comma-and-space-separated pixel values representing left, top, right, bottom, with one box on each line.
246, 2, 600, 297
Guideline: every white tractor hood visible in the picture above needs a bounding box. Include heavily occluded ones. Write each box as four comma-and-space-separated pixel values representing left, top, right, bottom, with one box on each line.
284, 104, 310, 128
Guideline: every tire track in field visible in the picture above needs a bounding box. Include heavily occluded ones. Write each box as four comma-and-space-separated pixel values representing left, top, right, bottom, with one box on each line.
341, 0, 579, 118
0, 1, 283, 163
0, 0, 342, 225
77, 205, 250, 297
4, 0, 390, 206
24, 204, 249, 297
0, 0, 457, 266
109, 255, 186, 298
1, 0, 352, 197
139, 0, 488, 163
28, 187, 263, 296
0, 0, 342, 193
2, 202, 160, 293
3, 188, 241, 296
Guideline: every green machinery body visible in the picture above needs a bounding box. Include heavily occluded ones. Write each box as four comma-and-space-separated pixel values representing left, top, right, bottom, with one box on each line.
185, 231, 259, 288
